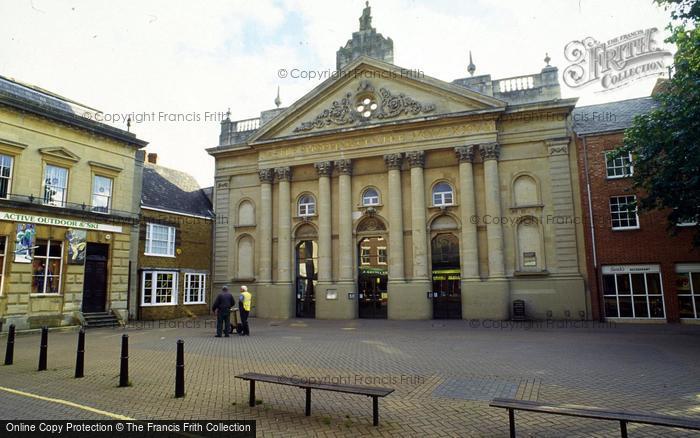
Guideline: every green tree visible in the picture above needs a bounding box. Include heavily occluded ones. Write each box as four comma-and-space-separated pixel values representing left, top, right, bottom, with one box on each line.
620, 0, 700, 243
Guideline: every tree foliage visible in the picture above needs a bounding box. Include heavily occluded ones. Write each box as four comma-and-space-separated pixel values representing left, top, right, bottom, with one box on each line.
620, 0, 700, 244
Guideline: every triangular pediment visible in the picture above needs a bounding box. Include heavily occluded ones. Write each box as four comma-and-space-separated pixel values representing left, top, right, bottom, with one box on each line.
39, 147, 81, 163
249, 57, 506, 143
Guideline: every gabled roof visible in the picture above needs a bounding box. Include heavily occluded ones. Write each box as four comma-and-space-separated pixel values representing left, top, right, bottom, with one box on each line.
141, 163, 213, 218
573, 96, 658, 136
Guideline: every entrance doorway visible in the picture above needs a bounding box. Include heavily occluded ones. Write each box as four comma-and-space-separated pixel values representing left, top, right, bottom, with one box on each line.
82, 243, 109, 313
358, 236, 388, 319
295, 240, 317, 318
431, 233, 462, 319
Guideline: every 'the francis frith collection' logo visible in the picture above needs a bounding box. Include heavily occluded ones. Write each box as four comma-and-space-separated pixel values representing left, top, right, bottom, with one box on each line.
563, 28, 672, 91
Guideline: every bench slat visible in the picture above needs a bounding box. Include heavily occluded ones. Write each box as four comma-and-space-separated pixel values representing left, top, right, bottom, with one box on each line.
490, 398, 700, 430
235, 373, 394, 397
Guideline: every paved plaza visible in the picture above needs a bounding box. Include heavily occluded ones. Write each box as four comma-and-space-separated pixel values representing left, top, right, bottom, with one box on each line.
1, 318, 699, 437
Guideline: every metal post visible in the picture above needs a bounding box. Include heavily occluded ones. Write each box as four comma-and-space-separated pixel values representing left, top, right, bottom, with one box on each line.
620, 420, 628, 438
305, 388, 311, 416
75, 328, 85, 378
38, 326, 48, 371
175, 340, 185, 398
4, 324, 15, 365
119, 334, 129, 387
249, 380, 256, 407
508, 408, 516, 438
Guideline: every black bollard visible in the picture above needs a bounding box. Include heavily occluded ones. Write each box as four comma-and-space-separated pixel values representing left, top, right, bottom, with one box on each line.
4, 324, 15, 365
75, 328, 85, 378
118, 334, 129, 387
175, 339, 185, 398
38, 326, 48, 371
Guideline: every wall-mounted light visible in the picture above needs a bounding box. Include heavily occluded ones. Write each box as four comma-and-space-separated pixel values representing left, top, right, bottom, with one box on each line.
347, 292, 356, 300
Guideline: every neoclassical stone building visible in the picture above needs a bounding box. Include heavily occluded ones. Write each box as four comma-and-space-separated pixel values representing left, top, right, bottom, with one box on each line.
208, 5, 589, 320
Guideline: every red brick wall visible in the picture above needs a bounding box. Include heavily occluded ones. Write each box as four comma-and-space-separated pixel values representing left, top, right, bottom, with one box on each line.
575, 131, 700, 321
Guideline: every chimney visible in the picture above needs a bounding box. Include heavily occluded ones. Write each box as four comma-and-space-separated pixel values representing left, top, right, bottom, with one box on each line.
147, 153, 158, 165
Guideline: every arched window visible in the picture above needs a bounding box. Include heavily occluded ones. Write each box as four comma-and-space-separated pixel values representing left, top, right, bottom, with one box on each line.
298, 194, 316, 217
432, 182, 454, 207
362, 188, 379, 206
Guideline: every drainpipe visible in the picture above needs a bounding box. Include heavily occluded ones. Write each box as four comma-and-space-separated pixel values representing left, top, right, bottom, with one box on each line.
582, 135, 603, 321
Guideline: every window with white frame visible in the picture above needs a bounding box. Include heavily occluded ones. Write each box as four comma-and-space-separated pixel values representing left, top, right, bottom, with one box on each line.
43, 164, 69, 207
184, 273, 206, 304
141, 271, 178, 305
0, 154, 13, 199
676, 264, 700, 319
31, 240, 63, 294
145, 223, 176, 257
0, 236, 6, 294
91, 175, 113, 213
298, 194, 316, 217
378, 247, 387, 264
601, 265, 665, 318
432, 182, 454, 207
360, 247, 371, 265
362, 187, 379, 206
605, 151, 633, 178
609, 195, 639, 230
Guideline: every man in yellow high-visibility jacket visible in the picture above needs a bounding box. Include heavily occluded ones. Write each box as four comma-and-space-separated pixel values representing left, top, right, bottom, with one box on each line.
238, 285, 252, 336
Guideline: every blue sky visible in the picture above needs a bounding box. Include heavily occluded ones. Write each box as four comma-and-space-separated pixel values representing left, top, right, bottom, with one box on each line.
0, 0, 674, 186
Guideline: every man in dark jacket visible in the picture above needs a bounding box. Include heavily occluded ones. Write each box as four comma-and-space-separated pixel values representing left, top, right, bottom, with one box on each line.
211, 286, 235, 337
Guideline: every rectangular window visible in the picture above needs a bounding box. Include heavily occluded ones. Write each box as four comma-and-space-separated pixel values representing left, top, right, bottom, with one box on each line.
605, 151, 633, 178
145, 223, 176, 257
0, 154, 13, 199
676, 264, 700, 319
361, 247, 371, 265
378, 247, 387, 264
184, 273, 206, 304
601, 265, 665, 319
141, 271, 178, 306
609, 195, 639, 230
91, 175, 113, 213
0, 236, 6, 294
43, 164, 69, 207
31, 239, 63, 294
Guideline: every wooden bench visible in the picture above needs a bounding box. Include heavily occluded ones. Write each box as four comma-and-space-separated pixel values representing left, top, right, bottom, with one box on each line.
235, 372, 394, 426
490, 398, 700, 437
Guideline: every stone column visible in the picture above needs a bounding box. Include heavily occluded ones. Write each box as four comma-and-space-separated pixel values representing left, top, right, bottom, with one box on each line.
480, 143, 505, 278
547, 138, 579, 273
315, 161, 333, 282
257, 169, 274, 283
275, 167, 292, 283
455, 146, 479, 279
384, 153, 405, 280
407, 151, 428, 280
336, 159, 353, 282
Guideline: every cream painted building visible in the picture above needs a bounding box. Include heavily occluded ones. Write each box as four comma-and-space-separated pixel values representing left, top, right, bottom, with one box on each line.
208, 5, 589, 320
0, 75, 147, 329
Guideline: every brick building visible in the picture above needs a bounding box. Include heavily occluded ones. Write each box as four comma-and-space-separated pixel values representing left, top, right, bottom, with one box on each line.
574, 97, 700, 323
135, 154, 214, 320
0, 75, 147, 329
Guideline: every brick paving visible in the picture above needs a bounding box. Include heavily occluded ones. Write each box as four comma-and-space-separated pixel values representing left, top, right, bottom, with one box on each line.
1, 318, 699, 437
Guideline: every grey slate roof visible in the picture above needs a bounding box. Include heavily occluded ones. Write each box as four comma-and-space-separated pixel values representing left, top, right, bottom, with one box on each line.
572, 96, 658, 135
141, 163, 213, 218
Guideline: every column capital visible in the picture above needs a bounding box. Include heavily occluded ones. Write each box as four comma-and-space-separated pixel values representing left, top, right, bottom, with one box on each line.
258, 168, 274, 183
479, 143, 500, 161
383, 153, 403, 170
406, 151, 425, 168
455, 145, 476, 162
335, 159, 352, 175
275, 166, 291, 181
314, 161, 333, 177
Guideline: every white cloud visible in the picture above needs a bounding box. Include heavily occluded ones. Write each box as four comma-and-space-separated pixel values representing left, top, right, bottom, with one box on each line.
0, 0, 674, 186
